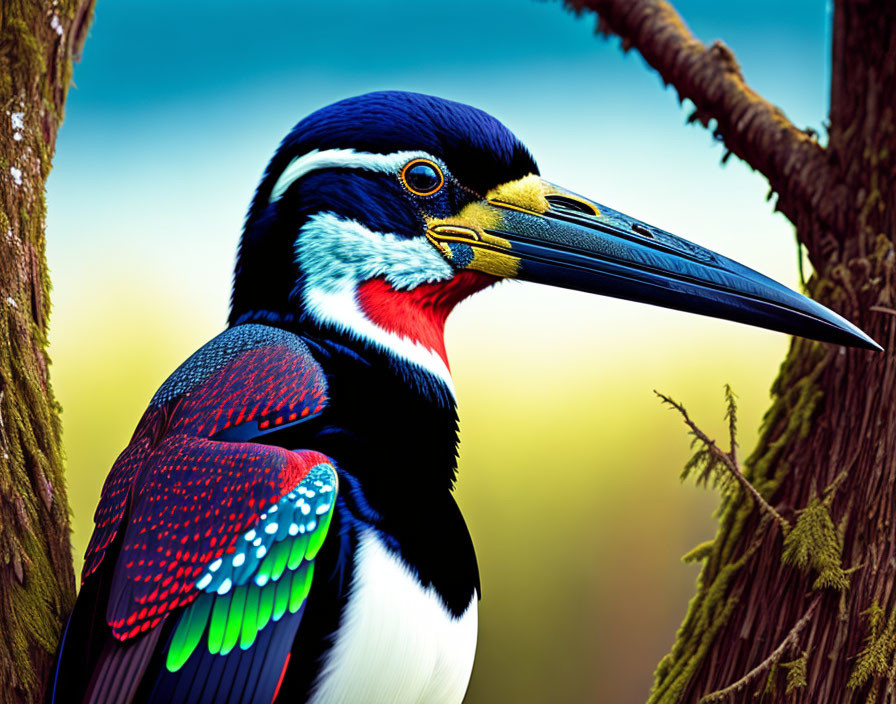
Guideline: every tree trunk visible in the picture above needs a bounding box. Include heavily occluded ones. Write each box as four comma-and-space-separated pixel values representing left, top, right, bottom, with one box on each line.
563, 1, 896, 701
0, 2, 93, 702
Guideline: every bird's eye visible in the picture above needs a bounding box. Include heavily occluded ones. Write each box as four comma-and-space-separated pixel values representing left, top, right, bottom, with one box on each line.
401, 159, 444, 197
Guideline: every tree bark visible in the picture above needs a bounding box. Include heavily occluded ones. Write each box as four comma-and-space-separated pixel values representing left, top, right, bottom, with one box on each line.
0, 2, 94, 702
563, 1, 896, 702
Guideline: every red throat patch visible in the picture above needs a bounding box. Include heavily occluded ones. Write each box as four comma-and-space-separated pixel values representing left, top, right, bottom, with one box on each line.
355, 271, 497, 367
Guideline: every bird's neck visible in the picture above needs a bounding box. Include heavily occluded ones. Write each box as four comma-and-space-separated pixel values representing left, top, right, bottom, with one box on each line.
301, 329, 461, 488
237, 270, 495, 499
262, 272, 494, 496
298, 326, 481, 615
354, 278, 457, 370
242, 290, 487, 613
297, 271, 494, 396
296, 271, 492, 498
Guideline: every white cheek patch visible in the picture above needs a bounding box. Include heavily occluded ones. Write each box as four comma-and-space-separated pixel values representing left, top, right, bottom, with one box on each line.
298, 212, 453, 294
296, 212, 456, 391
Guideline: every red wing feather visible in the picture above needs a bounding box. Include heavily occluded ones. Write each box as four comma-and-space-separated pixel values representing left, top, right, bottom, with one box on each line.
80, 325, 329, 640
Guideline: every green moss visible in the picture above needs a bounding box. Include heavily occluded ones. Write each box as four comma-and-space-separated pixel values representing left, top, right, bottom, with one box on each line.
848, 603, 896, 696
648, 540, 760, 704
782, 492, 848, 592
4, 18, 47, 81
0, 302, 74, 694
746, 339, 827, 486
781, 650, 808, 695
651, 592, 742, 704
680, 438, 731, 492
682, 540, 714, 564
762, 661, 779, 697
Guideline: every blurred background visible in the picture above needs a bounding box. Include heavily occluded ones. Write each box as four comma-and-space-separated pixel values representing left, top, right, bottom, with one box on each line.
47, 1, 830, 701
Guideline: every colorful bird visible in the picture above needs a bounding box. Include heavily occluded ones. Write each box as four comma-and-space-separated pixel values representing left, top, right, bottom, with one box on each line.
50, 91, 879, 704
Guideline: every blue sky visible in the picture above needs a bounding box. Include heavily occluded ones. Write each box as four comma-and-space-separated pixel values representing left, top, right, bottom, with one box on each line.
48, 0, 832, 330
65, 1, 828, 116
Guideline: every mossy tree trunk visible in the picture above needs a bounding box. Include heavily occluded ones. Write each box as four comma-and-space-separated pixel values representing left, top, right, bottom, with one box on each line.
562, 1, 896, 702
0, 2, 94, 702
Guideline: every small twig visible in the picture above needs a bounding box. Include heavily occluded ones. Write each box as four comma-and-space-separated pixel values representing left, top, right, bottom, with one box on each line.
699, 596, 821, 703
870, 305, 896, 317
655, 390, 790, 533
823, 470, 849, 503
796, 236, 807, 291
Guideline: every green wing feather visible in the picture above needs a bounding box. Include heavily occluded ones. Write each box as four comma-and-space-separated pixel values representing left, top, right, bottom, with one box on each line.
165, 463, 337, 672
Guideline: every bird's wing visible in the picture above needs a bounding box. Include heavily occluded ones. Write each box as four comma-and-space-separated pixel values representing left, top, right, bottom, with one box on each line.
141, 456, 337, 704
50, 324, 338, 704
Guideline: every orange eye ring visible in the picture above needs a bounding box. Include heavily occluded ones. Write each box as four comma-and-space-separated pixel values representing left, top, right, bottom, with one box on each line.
400, 158, 445, 197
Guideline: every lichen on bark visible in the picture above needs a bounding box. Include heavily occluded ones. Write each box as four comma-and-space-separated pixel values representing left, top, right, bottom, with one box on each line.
0, 1, 94, 701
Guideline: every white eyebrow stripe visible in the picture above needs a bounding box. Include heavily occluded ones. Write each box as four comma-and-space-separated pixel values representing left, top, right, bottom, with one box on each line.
269, 148, 439, 203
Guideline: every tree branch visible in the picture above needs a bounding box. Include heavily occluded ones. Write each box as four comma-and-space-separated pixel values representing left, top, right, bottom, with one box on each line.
562, 0, 848, 241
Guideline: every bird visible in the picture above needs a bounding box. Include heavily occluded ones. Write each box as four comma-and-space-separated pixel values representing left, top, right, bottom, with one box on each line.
49, 90, 879, 704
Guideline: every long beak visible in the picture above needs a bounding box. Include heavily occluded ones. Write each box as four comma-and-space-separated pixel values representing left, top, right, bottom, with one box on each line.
426, 176, 881, 351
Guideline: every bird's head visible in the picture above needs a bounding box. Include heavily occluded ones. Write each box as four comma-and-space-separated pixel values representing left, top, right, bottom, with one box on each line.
230, 91, 879, 389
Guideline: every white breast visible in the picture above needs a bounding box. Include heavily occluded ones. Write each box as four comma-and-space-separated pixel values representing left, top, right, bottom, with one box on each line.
308, 528, 478, 704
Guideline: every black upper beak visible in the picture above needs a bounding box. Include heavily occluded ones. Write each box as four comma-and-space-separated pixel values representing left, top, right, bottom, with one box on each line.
427, 179, 882, 351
